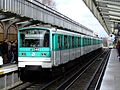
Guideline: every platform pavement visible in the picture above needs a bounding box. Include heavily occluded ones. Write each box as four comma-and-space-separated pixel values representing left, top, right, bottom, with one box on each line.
0, 64, 18, 75
100, 49, 120, 90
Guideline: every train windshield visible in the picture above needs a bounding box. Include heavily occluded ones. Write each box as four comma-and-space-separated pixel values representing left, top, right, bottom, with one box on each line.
20, 29, 49, 47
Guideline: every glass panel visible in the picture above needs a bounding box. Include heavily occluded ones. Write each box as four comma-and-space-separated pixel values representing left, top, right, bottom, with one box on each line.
20, 29, 49, 47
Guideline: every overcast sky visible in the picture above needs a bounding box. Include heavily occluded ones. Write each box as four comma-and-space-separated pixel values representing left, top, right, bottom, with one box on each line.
55, 0, 109, 37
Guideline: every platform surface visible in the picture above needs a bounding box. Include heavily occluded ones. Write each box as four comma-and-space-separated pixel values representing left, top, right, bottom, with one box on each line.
100, 49, 120, 90
0, 64, 18, 75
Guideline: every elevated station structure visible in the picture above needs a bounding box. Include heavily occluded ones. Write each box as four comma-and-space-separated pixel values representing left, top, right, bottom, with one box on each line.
83, 0, 120, 36
0, 0, 94, 42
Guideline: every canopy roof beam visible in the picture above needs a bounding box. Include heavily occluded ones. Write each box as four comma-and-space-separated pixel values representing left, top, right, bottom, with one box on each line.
83, 0, 120, 35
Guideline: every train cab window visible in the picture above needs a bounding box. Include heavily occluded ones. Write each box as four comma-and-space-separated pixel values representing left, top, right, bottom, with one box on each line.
20, 29, 50, 47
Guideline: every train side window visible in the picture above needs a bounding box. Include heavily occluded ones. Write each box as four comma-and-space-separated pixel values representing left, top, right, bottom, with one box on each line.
70, 36, 72, 49
87, 38, 89, 45
86, 38, 87, 46
52, 34, 55, 50
76, 37, 78, 48
88, 38, 89, 45
58, 35, 62, 49
83, 37, 84, 46
78, 37, 80, 47
80, 37, 81, 47
64, 35, 67, 49
64, 35, 69, 49
72, 36, 74, 48
84, 38, 86, 46
66, 35, 69, 49
58, 35, 60, 49
87, 38, 89, 46
44, 33, 49, 47
90, 38, 91, 45
74, 36, 76, 48
67, 36, 69, 49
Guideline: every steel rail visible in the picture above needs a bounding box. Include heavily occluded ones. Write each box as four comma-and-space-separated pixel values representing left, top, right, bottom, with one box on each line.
56, 50, 108, 90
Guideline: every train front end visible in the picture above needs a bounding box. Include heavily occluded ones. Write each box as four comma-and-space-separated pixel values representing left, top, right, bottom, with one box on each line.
18, 27, 52, 71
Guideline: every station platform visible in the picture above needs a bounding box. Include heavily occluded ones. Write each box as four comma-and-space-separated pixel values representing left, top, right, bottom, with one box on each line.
0, 64, 18, 75
100, 49, 120, 90
0, 64, 21, 90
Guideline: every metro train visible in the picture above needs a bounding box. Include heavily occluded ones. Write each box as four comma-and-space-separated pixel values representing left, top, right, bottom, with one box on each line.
18, 26, 102, 80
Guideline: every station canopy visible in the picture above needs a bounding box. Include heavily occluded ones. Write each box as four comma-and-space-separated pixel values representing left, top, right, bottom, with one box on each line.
83, 0, 120, 35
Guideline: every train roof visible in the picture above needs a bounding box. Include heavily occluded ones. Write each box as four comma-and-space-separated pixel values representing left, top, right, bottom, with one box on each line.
19, 26, 94, 37
19, 26, 102, 40
18, 27, 50, 31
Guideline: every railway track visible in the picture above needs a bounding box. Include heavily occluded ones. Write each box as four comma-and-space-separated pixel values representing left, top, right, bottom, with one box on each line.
64, 49, 110, 90
9, 49, 108, 90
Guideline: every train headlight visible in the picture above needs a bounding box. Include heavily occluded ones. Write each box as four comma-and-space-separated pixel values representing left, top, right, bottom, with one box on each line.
32, 52, 35, 56
41, 53, 46, 56
22, 53, 26, 56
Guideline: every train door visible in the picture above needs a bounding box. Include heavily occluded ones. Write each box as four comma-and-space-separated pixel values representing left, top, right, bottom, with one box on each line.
81, 35, 84, 56
72, 36, 75, 60
52, 34, 61, 66
61, 35, 69, 63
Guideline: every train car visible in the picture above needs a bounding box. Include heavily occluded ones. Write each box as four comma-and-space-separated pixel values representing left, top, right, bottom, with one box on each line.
108, 39, 114, 49
18, 26, 102, 80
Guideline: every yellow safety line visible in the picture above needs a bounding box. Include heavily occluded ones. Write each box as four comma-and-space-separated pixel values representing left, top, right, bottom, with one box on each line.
0, 65, 17, 75
0, 71, 4, 75
0, 68, 4, 75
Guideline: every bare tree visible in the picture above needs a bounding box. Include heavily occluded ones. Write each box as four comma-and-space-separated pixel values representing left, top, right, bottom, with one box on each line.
41, 0, 56, 10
